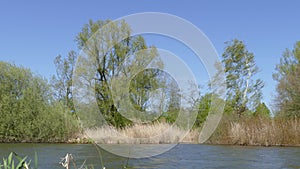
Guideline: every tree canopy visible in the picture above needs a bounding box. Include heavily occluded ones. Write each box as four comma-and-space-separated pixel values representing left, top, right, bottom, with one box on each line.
273, 41, 300, 117
73, 20, 166, 127
222, 39, 264, 116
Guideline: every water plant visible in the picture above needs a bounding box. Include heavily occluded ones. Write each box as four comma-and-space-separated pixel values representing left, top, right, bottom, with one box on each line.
59, 153, 97, 169
0, 152, 37, 169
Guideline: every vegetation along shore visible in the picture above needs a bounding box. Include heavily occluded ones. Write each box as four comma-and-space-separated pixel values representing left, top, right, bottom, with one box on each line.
0, 19, 299, 146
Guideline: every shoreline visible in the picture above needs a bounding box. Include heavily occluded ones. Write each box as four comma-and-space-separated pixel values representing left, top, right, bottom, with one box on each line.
1, 117, 299, 147
1, 140, 299, 148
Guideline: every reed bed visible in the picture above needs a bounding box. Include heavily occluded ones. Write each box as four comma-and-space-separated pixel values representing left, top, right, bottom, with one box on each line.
85, 122, 199, 144
84, 117, 300, 146
209, 116, 300, 146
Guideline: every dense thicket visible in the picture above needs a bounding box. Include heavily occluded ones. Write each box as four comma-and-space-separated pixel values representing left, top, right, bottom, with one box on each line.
0, 62, 78, 142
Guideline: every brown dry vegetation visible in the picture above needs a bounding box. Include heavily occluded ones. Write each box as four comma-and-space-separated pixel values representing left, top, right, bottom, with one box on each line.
84, 122, 199, 144
82, 116, 300, 146
207, 116, 300, 146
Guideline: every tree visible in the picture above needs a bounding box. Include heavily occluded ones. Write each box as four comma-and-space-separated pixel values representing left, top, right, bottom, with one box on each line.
254, 102, 271, 117
222, 39, 264, 116
52, 51, 77, 112
75, 20, 162, 128
195, 93, 212, 127
149, 72, 181, 123
273, 41, 300, 117
129, 69, 162, 112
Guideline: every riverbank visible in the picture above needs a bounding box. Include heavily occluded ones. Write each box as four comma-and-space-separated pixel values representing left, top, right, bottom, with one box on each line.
1, 117, 299, 147
78, 117, 300, 146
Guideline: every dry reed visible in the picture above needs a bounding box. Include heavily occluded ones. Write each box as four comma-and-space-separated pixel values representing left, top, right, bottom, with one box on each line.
209, 116, 300, 146
83, 117, 300, 146
85, 122, 199, 144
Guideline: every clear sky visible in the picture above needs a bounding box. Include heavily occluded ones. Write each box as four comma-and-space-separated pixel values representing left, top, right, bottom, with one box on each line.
1, 0, 300, 110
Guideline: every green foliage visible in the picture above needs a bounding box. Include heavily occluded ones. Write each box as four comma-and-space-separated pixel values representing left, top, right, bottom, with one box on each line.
273, 41, 300, 117
193, 93, 230, 128
75, 19, 164, 128
52, 51, 77, 112
194, 93, 212, 127
161, 110, 179, 124
222, 39, 264, 116
0, 62, 78, 142
129, 69, 162, 112
254, 102, 271, 117
0, 152, 37, 169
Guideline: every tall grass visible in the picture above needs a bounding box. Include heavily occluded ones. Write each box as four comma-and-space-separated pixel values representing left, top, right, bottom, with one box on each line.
83, 116, 300, 146
208, 116, 300, 146
85, 122, 199, 144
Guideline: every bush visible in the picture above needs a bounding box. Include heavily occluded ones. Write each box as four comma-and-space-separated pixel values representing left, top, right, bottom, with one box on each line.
0, 62, 78, 142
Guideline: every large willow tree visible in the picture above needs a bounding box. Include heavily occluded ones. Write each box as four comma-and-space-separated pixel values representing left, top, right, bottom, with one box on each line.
74, 20, 163, 128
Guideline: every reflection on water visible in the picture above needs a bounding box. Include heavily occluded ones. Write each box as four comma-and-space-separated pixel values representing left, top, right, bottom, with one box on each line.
0, 144, 299, 169
100, 144, 176, 158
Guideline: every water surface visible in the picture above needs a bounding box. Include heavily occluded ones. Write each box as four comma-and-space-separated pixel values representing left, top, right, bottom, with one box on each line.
0, 143, 299, 169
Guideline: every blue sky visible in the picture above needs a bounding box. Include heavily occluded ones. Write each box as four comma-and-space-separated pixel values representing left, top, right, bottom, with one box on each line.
1, 0, 300, 109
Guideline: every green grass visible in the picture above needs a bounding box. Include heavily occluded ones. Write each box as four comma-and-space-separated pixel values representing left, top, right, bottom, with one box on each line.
0, 152, 98, 169
0, 152, 37, 169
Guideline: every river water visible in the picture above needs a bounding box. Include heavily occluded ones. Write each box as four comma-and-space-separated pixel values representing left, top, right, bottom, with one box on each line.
0, 143, 299, 169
